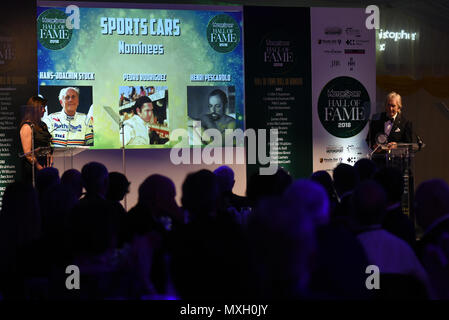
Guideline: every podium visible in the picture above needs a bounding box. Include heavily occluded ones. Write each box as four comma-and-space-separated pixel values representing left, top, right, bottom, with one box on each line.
53, 146, 89, 172
370, 143, 424, 225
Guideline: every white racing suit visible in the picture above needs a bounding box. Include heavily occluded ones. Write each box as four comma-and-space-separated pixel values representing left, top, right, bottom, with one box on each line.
43, 110, 94, 147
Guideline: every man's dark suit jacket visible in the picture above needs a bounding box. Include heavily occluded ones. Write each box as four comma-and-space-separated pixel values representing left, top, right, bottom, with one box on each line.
367, 112, 413, 148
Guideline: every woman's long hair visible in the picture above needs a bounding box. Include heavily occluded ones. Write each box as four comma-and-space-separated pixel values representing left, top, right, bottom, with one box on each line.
19, 96, 47, 129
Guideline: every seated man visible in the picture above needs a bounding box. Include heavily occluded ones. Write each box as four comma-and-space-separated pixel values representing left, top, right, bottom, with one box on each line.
44, 87, 94, 147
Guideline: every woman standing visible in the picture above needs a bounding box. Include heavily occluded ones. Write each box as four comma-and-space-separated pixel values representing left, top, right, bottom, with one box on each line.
19, 96, 53, 183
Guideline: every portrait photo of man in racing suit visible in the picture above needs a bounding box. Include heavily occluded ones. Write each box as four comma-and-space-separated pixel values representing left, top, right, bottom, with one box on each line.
43, 87, 94, 147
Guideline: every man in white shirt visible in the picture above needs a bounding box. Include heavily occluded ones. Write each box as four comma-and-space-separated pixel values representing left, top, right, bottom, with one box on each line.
123, 96, 157, 146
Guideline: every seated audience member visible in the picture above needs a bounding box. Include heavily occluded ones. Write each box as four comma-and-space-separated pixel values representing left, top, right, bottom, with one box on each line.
80, 162, 109, 200
39, 183, 79, 274
106, 172, 131, 247
36, 167, 61, 219
246, 172, 270, 206
332, 163, 359, 228
247, 195, 316, 299
57, 162, 130, 299
415, 178, 449, 298
353, 180, 431, 297
77, 163, 122, 239
333, 163, 359, 201
420, 232, 449, 299
61, 168, 83, 199
106, 172, 130, 204
36, 167, 60, 195
415, 179, 449, 253
354, 158, 377, 182
171, 170, 249, 300
64, 195, 126, 299
127, 174, 182, 238
180, 169, 220, 224
70, 162, 120, 236
246, 167, 293, 206
41, 183, 79, 237
283, 179, 330, 226
125, 175, 182, 298
374, 167, 416, 247
272, 167, 293, 195
284, 179, 371, 299
213, 165, 251, 212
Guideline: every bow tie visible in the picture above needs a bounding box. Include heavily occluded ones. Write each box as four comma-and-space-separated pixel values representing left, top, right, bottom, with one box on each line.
386, 117, 394, 123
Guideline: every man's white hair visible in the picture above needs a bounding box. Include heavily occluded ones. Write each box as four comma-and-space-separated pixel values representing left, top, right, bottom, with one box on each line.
59, 87, 80, 101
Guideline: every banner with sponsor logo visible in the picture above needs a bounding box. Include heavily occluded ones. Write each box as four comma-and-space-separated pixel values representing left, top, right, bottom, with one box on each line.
244, 6, 312, 179
311, 8, 375, 173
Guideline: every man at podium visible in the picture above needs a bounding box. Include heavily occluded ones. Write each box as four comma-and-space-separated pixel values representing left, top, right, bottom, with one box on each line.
367, 91, 413, 151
